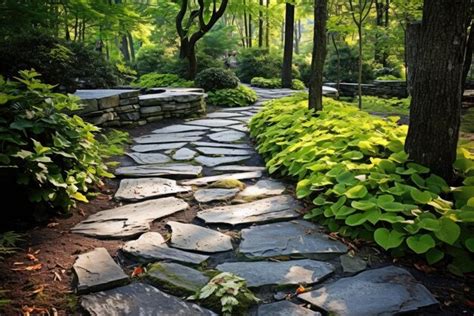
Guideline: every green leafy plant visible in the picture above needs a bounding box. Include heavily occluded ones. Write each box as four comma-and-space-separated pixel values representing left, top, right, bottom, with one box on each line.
132, 73, 193, 88
0, 70, 121, 213
0, 231, 23, 259
249, 93, 474, 275
207, 85, 257, 107
376, 74, 400, 81
250, 77, 306, 90
343, 96, 410, 115
188, 272, 259, 315
194, 68, 239, 92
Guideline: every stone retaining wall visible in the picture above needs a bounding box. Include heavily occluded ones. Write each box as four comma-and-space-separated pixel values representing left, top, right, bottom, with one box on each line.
326, 80, 408, 98
74, 88, 206, 127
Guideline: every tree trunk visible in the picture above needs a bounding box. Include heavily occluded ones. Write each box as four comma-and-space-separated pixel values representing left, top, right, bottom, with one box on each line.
406, 22, 421, 96
357, 24, 363, 109
294, 19, 301, 54
266, 0, 270, 48
120, 35, 131, 62
331, 33, 341, 96
128, 32, 135, 62
309, 0, 328, 110
248, 12, 253, 47
282, 3, 295, 88
244, 0, 248, 47
187, 44, 198, 80
405, 0, 470, 181
258, 0, 264, 47
462, 24, 473, 91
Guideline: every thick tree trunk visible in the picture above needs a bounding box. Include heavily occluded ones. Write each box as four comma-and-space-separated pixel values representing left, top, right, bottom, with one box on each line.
406, 22, 421, 96
258, 0, 264, 47
309, 0, 328, 110
405, 0, 470, 181
282, 3, 295, 88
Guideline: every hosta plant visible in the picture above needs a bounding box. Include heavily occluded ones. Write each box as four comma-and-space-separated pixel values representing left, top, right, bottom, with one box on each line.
250, 77, 306, 90
132, 73, 193, 88
188, 272, 259, 315
0, 70, 120, 213
249, 93, 474, 275
207, 85, 257, 107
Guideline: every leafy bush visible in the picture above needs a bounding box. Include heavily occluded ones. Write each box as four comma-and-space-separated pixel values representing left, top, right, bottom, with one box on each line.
135, 44, 170, 75
195, 68, 239, 92
207, 85, 257, 107
0, 32, 118, 92
250, 93, 474, 275
188, 272, 259, 315
0, 71, 124, 214
376, 75, 400, 81
250, 77, 306, 90
132, 73, 194, 88
374, 67, 402, 79
325, 46, 374, 83
346, 96, 410, 115
236, 48, 281, 83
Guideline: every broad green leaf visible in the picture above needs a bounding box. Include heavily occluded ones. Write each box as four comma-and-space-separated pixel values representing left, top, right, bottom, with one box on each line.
72, 192, 88, 203
345, 213, 367, 226
434, 218, 460, 245
418, 218, 440, 232
379, 213, 405, 223
410, 189, 432, 204
389, 151, 409, 163
465, 238, 474, 252
406, 234, 435, 254
351, 200, 376, 210
374, 228, 405, 251
378, 201, 405, 212
344, 185, 368, 199
425, 248, 444, 264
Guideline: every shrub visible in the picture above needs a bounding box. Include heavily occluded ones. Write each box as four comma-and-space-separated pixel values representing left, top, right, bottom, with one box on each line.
195, 68, 239, 92
135, 44, 170, 75
132, 73, 194, 88
250, 93, 474, 275
207, 85, 257, 107
376, 75, 400, 81
325, 46, 374, 83
347, 96, 410, 116
0, 32, 118, 92
188, 272, 259, 315
162, 51, 225, 78
374, 67, 402, 79
0, 71, 125, 214
250, 77, 306, 90
236, 48, 281, 83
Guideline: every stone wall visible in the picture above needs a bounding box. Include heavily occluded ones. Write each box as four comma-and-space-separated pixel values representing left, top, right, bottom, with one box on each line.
326, 80, 408, 98
74, 88, 206, 127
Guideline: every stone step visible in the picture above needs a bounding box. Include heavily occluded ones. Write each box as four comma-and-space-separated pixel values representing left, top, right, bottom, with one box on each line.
194, 155, 251, 167
194, 188, 240, 203
185, 118, 242, 127
194, 146, 254, 156
126, 152, 171, 164
234, 179, 286, 202
115, 163, 202, 178
180, 171, 263, 186
152, 124, 210, 134
131, 142, 187, 153
191, 141, 252, 149
114, 178, 191, 202
208, 130, 246, 142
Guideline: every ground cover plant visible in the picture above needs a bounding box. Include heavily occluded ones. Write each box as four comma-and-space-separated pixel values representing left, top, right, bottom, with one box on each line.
207, 85, 257, 107
250, 77, 306, 90
132, 73, 194, 88
250, 93, 474, 275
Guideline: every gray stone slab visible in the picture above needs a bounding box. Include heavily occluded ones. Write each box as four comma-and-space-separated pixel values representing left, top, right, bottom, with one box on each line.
234, 179, 286, 202
210, 128, 229, 132
81, 283, 215, 316
185, 119, 241, 127
213, 165, 266, 172
126, 152, 171, 164
208, 130, 246, 142
73, 247, 128, 294
192, 141, 252, 149
240, 220, 348, 259
115, 163, 202, 178
122, 232, 209, 265
198, 195, 301, 226
131, 142, 187, 153
147, 262, 210, 295
152, 124, 210, 134
173, 148, 197, 161
206, 112, 243, 118
194, 188, 240, 203
220, 105, 257, 112
72, 197, 189, 239
298, 266, 439, 316
227, 124, 249, 132
115, 178, 191, 201
134, 132, 205, 144
195, 147, 253, 156
168, 221, 233, 253
216, 259, 334, 288
181, 171, 263, 186
194, 155, 251, 167
258, 301, 321, 316
340, 254, 367, 273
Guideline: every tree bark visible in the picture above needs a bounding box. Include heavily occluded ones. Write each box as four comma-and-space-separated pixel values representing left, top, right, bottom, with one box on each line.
244, 0, 248, 47
309, 0, 328, 110
462, 24, 473, 91
282, 2, 295, 88
406, 22, 421, 96
258, 0, 264, 47
120, 35, 130, 62
127, 32, 135, 62
248, 12, 253, 47
294, 19, 301, 54
405, 0, 470, 181
265, 0, 270, 47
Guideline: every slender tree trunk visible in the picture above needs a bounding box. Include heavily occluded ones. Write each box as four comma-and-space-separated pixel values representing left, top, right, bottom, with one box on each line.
282, 3, 295, 88
357, 24, 363, 109
266, 0, 270, 48
127, 32, 135, 62
120, 35, 131, 62
331, 33, 341, 96
258, 0, 264, 47
405, 0, 470, 181
309, 0, 328, 110
294, 19, 301, 54
462, 24, 473, 91
244, 0, 249, 48
249, 12, 253, 47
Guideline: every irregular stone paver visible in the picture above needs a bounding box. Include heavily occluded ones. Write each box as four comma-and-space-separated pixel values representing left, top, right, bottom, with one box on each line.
194, 188, 240, 203
131, 142, 187, 153
185, 118, 241, 127
181, 171, 263, 186
216, 259, 334, 288
81, 283, 215, 316
172, 148, 197, 161
115, 163, 202, 178
298, 266, 438, 316
72, 197, 189, 239
220, 105, 257, 112
73, 248, 128, 293
197, 195, 301, 226
168, 221, 233, 253
195, 147, 254, 156
152, 124, 210, 134
227, 124, 249, 132
192, 141, 252, 149
208, 130, 246, 142
147, 262, 210, 295
194, 155, 251, 167
134, 132, 204, 144
115, 178, 191, 201
213, 165, 266, 172
122, 232, 209, 265
206, 112, 243, 118
239, 220, 348, 259
234, 179, 286, 202
126, 152, 171, 164
258, 301, 321, 316
340, 254, 367, 273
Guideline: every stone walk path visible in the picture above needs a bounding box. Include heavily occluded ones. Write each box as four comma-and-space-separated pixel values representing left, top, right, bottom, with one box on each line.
70, 88, 438, 315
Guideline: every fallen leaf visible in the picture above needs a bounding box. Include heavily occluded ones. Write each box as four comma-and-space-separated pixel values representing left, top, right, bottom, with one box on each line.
295, 285, 308, 294
78, 208, 86, 216
26, 254, 39, 262
47, 222, 59, 228
34, 249, 40, 255
30, 285, 44, 296
24, 263, 42, 271
131, 266, 144, 277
